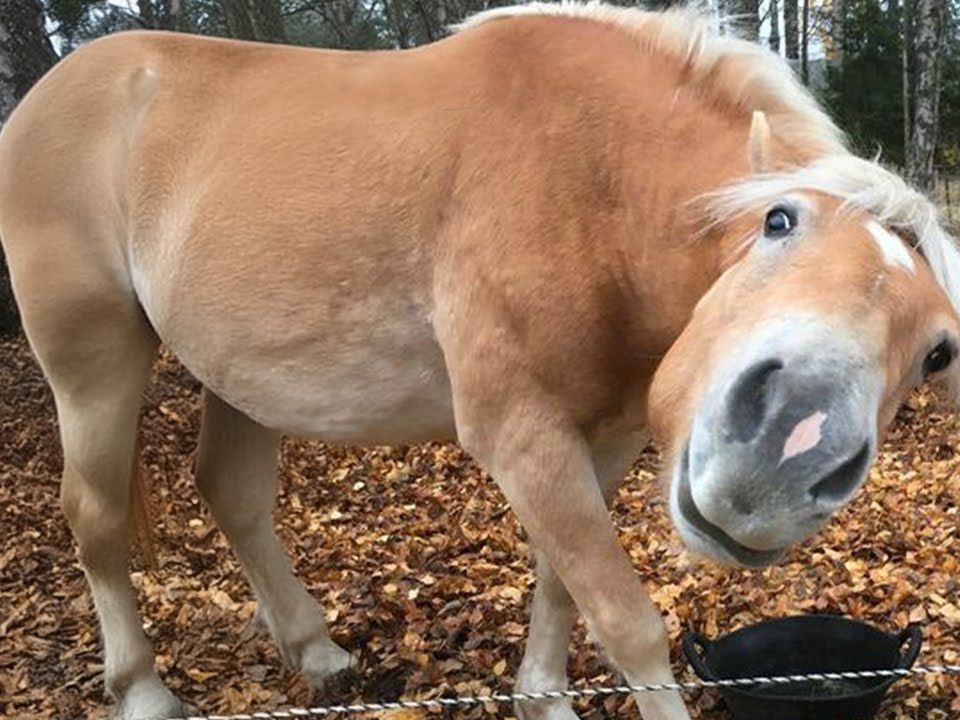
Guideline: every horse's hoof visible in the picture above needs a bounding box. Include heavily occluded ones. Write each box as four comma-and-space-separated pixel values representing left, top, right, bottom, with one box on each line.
114, 675, 189, 720
302, 641, 358, 691
515, 698, 582, 720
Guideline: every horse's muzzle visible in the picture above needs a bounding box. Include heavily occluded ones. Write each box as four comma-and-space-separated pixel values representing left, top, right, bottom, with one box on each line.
668, 322, 882, 566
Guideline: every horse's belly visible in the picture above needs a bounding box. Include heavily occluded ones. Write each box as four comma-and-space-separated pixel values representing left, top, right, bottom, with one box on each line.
144, 270, 457, 442
192, 339, 456, 443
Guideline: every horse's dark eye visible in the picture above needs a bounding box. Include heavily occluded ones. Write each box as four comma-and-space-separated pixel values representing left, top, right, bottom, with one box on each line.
764, 207, 796, 238
923, 340, 955, 378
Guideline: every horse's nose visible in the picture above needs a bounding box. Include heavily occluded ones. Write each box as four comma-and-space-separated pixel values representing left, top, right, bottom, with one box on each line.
806, 440, 872, 504
726, 358, 783, 443
723, 354, 874, 509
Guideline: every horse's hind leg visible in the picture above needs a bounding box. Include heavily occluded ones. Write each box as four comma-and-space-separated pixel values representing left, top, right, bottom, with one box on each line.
515, 552, 579, 720
194, 390, 353, 686
23, 296, 179, 718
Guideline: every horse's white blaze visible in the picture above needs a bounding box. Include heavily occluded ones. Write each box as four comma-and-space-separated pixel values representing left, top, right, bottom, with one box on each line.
865, 220, 916, 274
781, 410, 827, 463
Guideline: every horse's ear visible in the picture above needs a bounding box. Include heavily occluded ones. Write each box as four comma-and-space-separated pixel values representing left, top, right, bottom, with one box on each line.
747, 110, 773, 173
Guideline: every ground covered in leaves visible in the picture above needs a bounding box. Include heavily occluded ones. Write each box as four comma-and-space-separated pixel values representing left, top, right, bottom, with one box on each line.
1, 335, 958, 720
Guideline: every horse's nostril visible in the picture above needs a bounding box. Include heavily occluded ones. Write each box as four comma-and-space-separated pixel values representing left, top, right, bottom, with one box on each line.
727, 359, 783, 443
809, 441, 871, 503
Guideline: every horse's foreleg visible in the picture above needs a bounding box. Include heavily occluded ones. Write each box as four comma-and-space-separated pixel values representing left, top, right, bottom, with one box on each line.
515, 438, 639, 720
194, 390, 353, 687
459, 409, 689, 720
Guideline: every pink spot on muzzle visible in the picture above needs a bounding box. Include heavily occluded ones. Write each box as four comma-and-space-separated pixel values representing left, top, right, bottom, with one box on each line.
781, 411, 828, 463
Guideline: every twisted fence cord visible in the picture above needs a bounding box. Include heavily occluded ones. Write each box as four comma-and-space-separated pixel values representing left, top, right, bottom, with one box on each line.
171, 662, 960, 719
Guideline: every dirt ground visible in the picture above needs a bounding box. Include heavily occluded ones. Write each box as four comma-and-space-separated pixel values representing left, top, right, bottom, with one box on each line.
1, 334, 958, 720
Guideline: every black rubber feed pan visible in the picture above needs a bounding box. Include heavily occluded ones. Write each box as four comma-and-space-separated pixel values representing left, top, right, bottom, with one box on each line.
683, 615, 922, 720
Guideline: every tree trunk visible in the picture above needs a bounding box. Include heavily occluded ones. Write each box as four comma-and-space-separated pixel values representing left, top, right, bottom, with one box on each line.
0, 0, 58, 336
0, 0, 57, 123
769, 0, 781, 52
831, 0, 845, 68
744, 0, 760, 41
906, 0, 946, 192
800, 0, 809, 83
732, 0, 760, 40
219, 0, 286, 42
784, 0, 799, 60
903, 0, 913, 169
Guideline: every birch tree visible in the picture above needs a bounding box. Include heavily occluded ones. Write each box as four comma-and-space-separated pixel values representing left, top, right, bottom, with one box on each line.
906, 0, 947, 192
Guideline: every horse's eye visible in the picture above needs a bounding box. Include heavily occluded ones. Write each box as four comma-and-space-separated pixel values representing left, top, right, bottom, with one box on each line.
923, 340, 955, 378
764, 207, 796, 238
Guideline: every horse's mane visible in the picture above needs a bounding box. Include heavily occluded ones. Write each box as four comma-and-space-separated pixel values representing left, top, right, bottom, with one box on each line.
455, 1, 846, 157
458, 1, 960, 316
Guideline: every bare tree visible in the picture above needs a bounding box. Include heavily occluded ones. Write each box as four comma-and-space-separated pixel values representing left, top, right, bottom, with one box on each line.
0, 0, 58, 335
0, 0, 57, 124
740, 0, 760, 40
720, 0, 759, 39
219, 0, 286, 42
906, 0, 947, 192
140, 0, 194, 32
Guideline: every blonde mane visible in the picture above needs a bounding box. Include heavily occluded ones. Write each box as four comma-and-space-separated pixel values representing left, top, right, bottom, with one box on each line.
455, 1, 846, 156
459, 2, 960, 316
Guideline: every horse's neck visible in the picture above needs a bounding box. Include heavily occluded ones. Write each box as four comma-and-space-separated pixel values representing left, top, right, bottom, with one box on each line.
606, 121, 750, 354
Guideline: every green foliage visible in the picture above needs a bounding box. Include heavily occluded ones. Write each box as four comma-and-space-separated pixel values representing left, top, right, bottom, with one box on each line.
822, 0, 960, 171
822, 0, 908, 165
938, 3, 960, 172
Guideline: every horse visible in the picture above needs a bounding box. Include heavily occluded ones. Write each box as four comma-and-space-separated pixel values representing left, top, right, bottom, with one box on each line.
2, 3, 959, 719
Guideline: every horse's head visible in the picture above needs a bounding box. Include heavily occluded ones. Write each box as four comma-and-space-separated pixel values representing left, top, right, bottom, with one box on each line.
649, 113, 960, 567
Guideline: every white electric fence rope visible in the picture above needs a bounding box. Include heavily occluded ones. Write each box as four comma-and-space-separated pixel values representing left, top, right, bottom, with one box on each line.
171, 662, 960, 720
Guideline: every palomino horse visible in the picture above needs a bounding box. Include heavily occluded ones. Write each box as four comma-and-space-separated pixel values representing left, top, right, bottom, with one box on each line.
2, 3, 959, 719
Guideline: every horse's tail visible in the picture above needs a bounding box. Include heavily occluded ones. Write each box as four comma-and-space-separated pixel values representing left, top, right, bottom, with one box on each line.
130, 422, 159, 571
